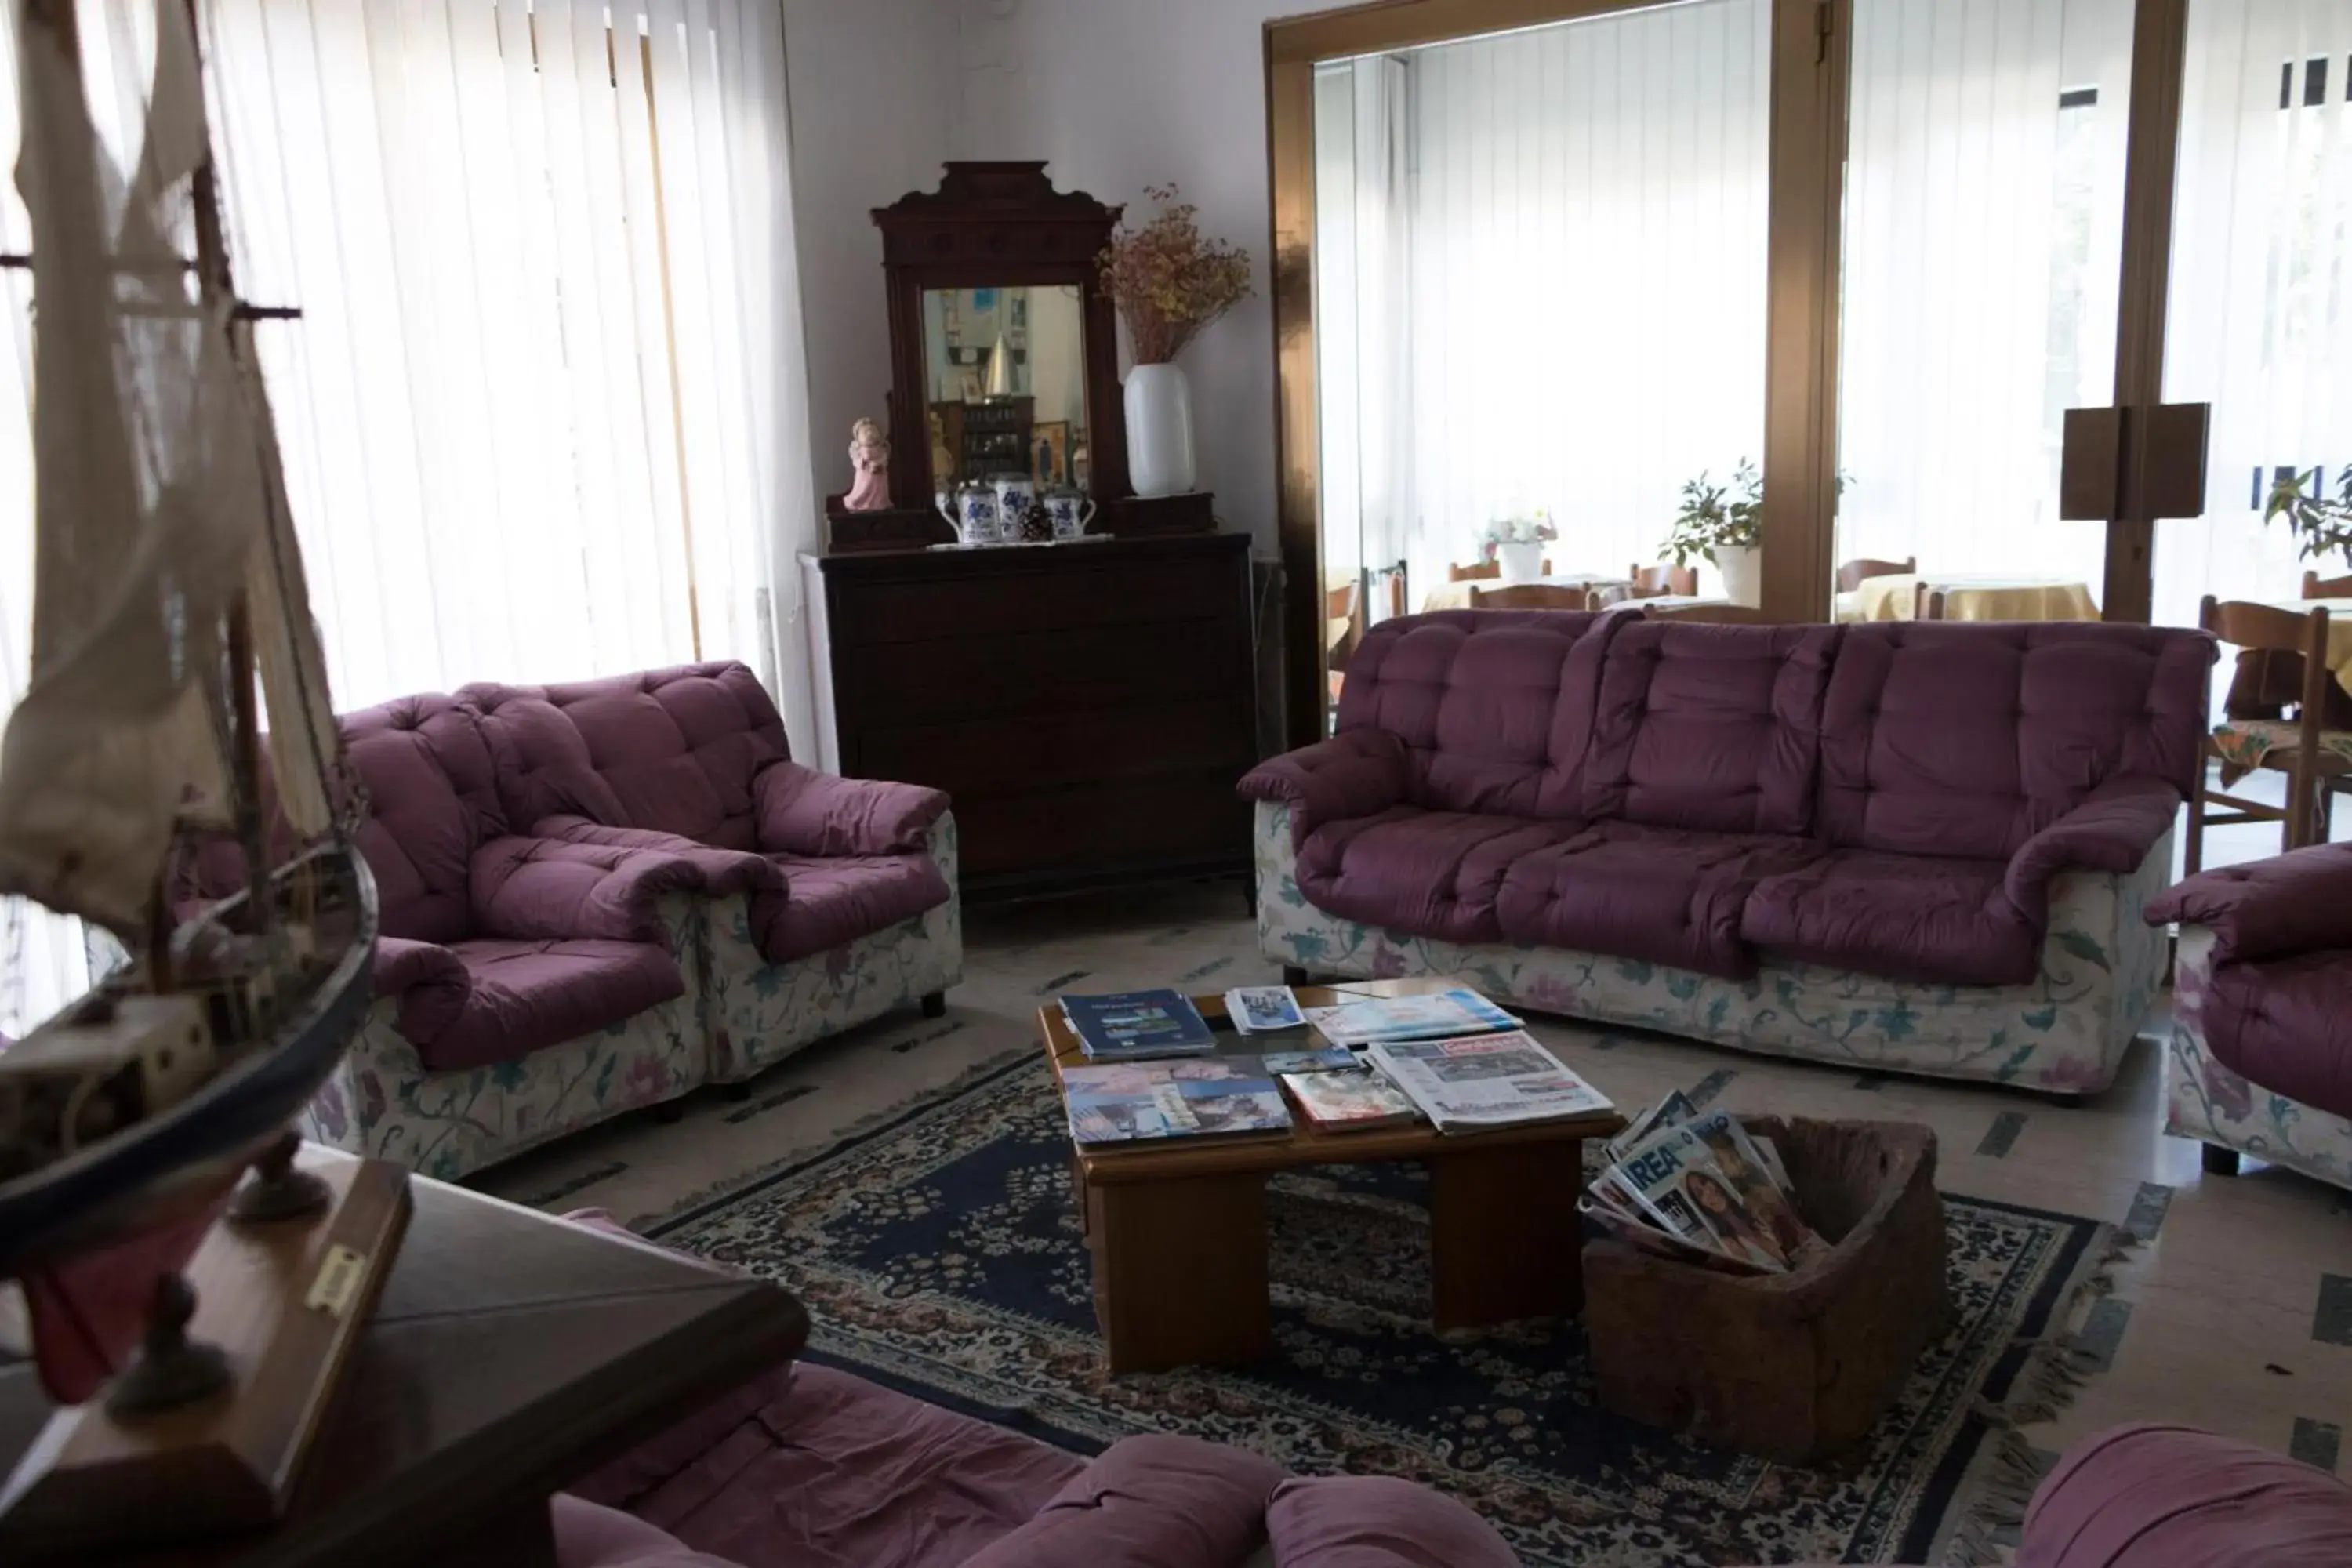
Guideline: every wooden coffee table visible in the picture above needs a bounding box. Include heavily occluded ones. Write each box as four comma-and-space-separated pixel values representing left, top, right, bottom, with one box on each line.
1040, 976, 1624, 1374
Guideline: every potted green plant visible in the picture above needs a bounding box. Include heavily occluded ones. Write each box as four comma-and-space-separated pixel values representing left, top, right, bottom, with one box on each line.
1480, 510, 1559, 584
1661, 459, 1763, 607
2266, 467, 2352, 566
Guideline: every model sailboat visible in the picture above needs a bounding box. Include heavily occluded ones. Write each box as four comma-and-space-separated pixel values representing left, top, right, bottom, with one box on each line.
0, 0, 379, 1421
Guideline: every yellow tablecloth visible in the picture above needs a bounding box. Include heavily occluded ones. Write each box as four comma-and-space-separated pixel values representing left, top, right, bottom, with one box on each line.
1421, 572, 1632, 612
2261, 598, 2352, 695
1852, 575, 2100, 623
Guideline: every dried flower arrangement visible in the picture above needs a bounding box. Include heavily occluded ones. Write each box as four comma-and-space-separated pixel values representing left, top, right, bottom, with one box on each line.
1097, 184, 1253, 366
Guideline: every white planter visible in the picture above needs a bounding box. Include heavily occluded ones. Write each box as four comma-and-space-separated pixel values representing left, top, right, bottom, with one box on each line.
1713, 543, 1762, 608
1123, 363, 1196, 498
1494, 540, 1544, 584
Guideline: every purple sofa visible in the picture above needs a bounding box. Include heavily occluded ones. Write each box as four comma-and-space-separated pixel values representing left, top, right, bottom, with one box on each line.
2150, 840, 2352, 1191
1246, 612, 2212, 1093
235, 665, 960, 1181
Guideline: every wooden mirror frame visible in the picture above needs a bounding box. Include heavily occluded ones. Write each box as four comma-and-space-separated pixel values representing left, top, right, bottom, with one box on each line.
846, 162, 1128, 549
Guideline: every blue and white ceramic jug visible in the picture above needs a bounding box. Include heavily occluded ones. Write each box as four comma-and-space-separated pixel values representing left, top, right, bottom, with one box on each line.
938, 481, 1000, 546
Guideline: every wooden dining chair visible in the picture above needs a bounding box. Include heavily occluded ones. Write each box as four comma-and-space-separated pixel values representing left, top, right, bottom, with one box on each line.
1912, 582, 1950, 620
1448, 557, 1552, 583
2190, 597, 2349, 873
2303, 568, 2352, 599
1468, 583, 1594, 611
1837, 555, 1917, 592
1628, 562, 1697, 597
1326, 579, 1363, 708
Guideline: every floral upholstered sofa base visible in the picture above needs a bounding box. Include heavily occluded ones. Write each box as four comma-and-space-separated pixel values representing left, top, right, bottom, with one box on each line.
1255, 803, 2169, 1095
300, 822, 965, 1181
2165, 927, 2352, 1193
302, 895, 709, 1182
704, 818, 964, 1083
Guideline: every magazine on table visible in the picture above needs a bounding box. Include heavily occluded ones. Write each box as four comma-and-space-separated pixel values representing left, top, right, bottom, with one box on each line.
1059, 989, 1217, 1060
1281, 1068, 1421, 1132
1249, 1043, 1358, 1075
1225, 985, 1308, 1033
1063, 1058, 1292, 1147
1593, 1091, 1823, 1272
1363, 1030, 1613, 1131
1305, 988, 1522, 1049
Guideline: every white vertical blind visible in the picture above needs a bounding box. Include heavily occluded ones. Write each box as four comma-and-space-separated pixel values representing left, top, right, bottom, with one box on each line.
1315, 0, 1773, 600
2157, 0, 2352, 627
0, 0, 815, 1033
1835, 0, 2135, 594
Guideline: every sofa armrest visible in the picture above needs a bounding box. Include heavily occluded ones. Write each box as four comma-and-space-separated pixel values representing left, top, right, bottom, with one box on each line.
2146, 840, 2352, 965
2003, 778, 2178, 918
534, 815, 784, 898
753, 760, 948, 857
470, 837, 712, 945
373, 935, 470, 1047
1237, 729, 1411, 848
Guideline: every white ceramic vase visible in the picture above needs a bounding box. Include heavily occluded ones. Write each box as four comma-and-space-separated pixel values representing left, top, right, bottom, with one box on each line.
1714, 543, 1762, 608
1494, 540, 1544, 585
1124, 362, 1196, 498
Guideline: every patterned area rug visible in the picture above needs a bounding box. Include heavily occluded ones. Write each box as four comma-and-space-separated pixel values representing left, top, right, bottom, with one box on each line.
647, 1053, 2118, 1567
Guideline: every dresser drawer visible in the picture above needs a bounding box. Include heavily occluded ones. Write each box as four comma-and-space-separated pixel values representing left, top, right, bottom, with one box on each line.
844, 622, 1247, 726
851, 699, 1250, 800
833, 554, 1243, 646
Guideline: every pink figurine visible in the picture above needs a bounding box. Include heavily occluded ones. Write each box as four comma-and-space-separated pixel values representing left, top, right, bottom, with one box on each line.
844, 417, 891, 511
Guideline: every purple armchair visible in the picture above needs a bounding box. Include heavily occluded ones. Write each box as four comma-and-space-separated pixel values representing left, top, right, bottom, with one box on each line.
463, 663, 961, 1084
2151, 840, 2352, 1190
1246, 612, 2213, 1094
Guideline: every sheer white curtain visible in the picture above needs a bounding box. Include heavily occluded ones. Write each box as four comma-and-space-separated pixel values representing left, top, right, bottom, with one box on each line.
2156, 0, 2352, 628
0, 0, 816, 1032
1835, 0, 2135, 593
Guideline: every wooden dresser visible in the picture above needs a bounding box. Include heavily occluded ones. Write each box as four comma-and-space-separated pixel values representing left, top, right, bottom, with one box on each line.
800, 533, 1258, 898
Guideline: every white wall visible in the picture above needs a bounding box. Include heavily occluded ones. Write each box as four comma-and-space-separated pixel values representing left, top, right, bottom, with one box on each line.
958, 0, 1293, 553
783, 0, 961, 515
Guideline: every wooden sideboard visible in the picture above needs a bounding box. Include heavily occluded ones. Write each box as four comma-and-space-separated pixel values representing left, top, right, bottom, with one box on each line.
800, 533, 1258, 898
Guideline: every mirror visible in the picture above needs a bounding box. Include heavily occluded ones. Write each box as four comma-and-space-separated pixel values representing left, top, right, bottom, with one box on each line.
920, 285, 1091, 495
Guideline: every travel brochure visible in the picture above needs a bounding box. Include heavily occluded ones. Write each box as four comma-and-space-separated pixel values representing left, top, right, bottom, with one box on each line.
1059, 989, 1217, 1061
1225, 985, 1309, 1033
1063, 1059, 1292, 1147
1365, 1031, 1615, 1131
1581, 1090, 1824, 1275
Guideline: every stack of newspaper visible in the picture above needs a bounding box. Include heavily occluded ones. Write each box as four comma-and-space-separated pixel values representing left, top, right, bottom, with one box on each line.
1364, 1029, 1613, 1131
1583, 1091, 1824, 1273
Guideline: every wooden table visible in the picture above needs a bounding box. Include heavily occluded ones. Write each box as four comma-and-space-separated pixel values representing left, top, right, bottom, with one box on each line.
1850, 573, 2100, 622
1421, 573, 1632, 612
1040, 977, 1624, 1374
0, 1156, 807, 1567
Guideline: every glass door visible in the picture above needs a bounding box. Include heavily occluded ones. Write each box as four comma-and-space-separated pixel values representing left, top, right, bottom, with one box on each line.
2154, 0, 2352, 628
1829, 0, 2139, 625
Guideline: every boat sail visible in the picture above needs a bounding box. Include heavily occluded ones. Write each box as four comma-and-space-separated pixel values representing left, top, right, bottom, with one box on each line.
0, 0, 378, 1404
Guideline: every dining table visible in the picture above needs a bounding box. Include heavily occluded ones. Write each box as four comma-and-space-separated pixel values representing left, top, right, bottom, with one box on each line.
1846, 574, 2100, 624
1421, 572, 1632, 612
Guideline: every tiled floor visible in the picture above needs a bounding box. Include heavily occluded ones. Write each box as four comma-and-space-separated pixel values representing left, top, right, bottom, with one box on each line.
483, 863, 2352, 1483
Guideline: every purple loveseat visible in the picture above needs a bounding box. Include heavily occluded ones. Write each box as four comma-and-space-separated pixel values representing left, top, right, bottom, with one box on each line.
1246, 612, 2212, 1093
2150, 841, 2352, 1191
249, 666, 960, 1181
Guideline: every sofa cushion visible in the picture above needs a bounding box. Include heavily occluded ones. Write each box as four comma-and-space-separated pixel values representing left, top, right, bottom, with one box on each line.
960, 1434, 1284, 1568
466, 663, 789, 851
2147, 840, 2352, 966
552, 1496, 741, 1568
2020, 1421, 2352, 1566
1582, 620, 1838, 834
1817, 622, 2210, 860
572, 1361, 1080, 1568
1266, 1475, 1519, 1568
1296, 808, 1584, 944
1741, 848, 2038, 987
416, 938, 685, 1071
344, 695, 509, 944
1334, 611, 1625, 818
2190, 949, 2352, 1121
753, 851, 953, 964
1496, 823, 1824, 979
